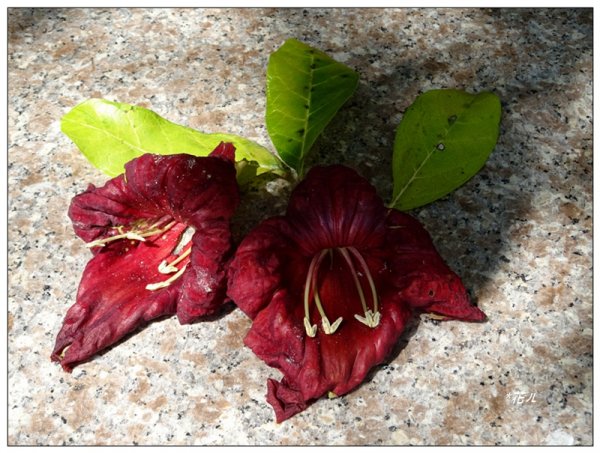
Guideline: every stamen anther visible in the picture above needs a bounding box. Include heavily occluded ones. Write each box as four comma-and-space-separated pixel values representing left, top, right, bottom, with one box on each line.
125, 232, 146, 241
146, 264, 188, 291
59, 345, 70, 359
158, 260, 178, 274
157, 247, 192, 274
354, 310, 381, 328
322, 316, 343, 335
304, 317, 317, 337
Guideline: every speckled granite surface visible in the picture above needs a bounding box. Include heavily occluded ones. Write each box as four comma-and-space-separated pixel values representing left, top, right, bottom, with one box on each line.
7, 8, 592, 445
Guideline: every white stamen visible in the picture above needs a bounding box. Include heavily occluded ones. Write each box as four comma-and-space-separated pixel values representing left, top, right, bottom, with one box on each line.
158, 260, 178, 274
85, 219, 177, 248
173, 226, 195, 254
304, 317, 317, 337
322, 316, 343, 335
157, 247, 192, 274
125, 232, 146, 241
347, 246, 380, 317
338, 248, 369, 314
354, 310, 381, 328
146, 264, 188, 291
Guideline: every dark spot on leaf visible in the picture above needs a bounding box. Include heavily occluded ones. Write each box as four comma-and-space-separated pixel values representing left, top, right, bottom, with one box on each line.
428, 290, 435, 297
340, 74, 350, 78
288, 139, 293, 142
310, 63, 317, 69
307, 49, 315, 55
304, 104, 309, 109
303, 86, 309, 91
436, 143, 445, 151
448, 115, 457, 125
297, 128, 305, 135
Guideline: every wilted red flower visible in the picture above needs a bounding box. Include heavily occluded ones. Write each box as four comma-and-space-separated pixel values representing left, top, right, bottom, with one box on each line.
227, 165, 486, 422
52, 143, 239, 372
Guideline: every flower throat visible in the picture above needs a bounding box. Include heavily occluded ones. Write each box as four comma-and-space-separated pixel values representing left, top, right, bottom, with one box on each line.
303, 246, 380, 337
86, 218, 194, 291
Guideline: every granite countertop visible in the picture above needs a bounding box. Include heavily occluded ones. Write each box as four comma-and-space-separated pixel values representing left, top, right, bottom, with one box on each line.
7, 8, 592, 445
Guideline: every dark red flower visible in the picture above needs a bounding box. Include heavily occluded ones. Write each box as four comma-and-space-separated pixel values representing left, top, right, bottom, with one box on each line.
52, 143, 239, 372
227, 165, 485, 422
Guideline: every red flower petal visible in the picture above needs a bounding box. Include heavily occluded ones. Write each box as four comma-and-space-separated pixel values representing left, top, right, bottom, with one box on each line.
51, 222, 186, 371
227, 217, 305, 319
245, 280, 411, 422
53, 144, 239, 371
284, 165, 388, 255
385, 209, 487, 322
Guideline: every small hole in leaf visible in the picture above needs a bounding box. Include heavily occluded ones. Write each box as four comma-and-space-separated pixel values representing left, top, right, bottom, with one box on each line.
448, 114, 457, 125
436, 143, 445, 151
428, 290, 435, 297
297, 128, 305, 135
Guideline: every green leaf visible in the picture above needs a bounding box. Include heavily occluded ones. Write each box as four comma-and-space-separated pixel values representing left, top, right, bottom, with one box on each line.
265, 38, 359, 176
61, 98, 286, 179
390, 89, 501, 211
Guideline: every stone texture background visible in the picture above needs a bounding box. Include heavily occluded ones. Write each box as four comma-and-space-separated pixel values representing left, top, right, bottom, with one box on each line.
7, 8, 592, 445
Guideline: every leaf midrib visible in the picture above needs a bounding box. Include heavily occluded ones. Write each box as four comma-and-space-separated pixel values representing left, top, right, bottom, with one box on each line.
62, 117, 148, 155
390, 102, 473, 208
297, 52, 316, 175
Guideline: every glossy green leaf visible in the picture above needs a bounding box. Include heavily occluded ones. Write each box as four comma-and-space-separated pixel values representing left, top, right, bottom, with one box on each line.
266, 38, 359, 175
390, 89, 501, 211
61, 98, 286, 179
